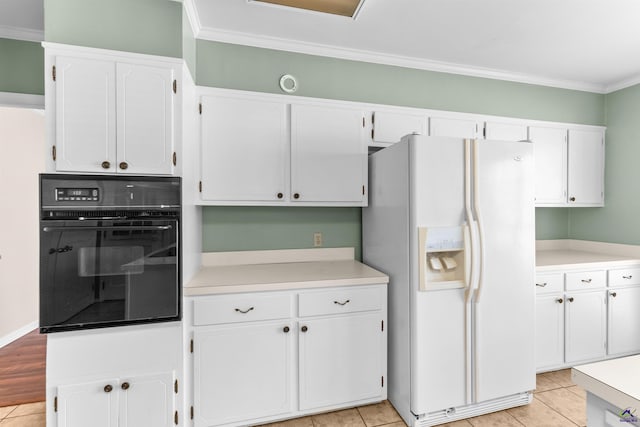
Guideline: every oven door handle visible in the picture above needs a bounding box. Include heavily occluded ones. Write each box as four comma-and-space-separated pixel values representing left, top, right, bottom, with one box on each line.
42, 225, 174, 232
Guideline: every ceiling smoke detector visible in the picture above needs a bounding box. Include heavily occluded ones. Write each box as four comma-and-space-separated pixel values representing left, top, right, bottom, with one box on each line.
251, 0, 366, 18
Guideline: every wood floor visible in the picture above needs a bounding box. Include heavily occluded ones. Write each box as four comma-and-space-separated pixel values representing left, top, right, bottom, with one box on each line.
0, 330, 46, 407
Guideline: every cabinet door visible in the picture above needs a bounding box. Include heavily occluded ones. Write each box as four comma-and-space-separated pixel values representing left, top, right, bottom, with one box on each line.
291, 104, 366, 204
55, 56, 116, 173
116, 63, 174, 175
535, 294, 565, 370
429, 116, 478, 138
57, 380, 118, 427
565, 291, 606, 363
567, 129, 605, 206
201, 95, 288, 202
607, 287, 640, 356
299, 313, 383, 411
529, 126, 567, 205
120, 372, 174, 427
193, 322, 293, 427
371, 110, 427, 144
484, 121, 528, 141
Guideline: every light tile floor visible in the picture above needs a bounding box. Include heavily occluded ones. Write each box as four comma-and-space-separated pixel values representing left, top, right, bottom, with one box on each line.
0, 370, 585, 427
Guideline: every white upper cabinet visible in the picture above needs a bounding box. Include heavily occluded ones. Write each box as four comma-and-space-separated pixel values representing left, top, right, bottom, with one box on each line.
484, 121, 528, 141
429, 116, 479, 139
291, 103, 366, 204
116, 63, 174, 175
529, 126, 568, 205
199, 89, 368, 207
200, 94, 288, 202
568, 128, 605, 206
370, 110, 427, 145
48, 47, 178, 175
54, 56, 116, 173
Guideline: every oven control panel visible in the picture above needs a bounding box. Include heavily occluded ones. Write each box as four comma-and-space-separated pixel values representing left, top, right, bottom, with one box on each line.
56, 188, 99, 202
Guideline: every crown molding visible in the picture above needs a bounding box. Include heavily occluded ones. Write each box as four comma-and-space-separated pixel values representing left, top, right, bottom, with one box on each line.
605, 74, 640, 94
182, 0, 202, 40
195, 26, 609, 94
0, 25, 43, 43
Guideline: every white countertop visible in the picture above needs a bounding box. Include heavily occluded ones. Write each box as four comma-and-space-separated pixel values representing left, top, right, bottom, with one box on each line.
536, 240, 640, 271
572, 355, 640, 411
184, 248, 389, 296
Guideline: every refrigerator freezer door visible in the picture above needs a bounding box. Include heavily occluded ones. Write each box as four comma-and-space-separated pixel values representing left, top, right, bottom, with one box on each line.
409, 136, 468, 413
473, 140, 536, 403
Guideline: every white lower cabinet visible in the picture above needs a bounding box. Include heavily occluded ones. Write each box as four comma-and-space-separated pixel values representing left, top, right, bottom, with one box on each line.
535, 294, 565, 370
607, 286, 640, 356
190, 285, 387, 427
193, 322, 293, 427
57, 372, 175, 427
536, 265, 640, 372
565, 291, 606, 363
298, 313, 383, 410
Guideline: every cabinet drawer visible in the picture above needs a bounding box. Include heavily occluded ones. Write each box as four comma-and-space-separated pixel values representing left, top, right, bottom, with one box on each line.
565, 270, 606, 291
298, 287, 383, 317
193, 293, 292, 326
535, 273, 563, 294
608, 267, 640, 287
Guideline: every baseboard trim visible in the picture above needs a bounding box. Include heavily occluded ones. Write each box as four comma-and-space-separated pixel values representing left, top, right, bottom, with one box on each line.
0, 321, 39, 349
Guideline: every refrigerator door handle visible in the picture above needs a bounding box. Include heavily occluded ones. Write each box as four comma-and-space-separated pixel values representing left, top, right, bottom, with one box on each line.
472, 139, 487, 303
464, 139, 478, 304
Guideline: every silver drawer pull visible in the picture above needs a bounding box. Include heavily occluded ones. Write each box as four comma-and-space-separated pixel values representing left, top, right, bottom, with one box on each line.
235, 307, 254, 314
536, 282, 547, 287
333, 300, 350, 306
623, 275, 633, 279
581, 279, 592, 283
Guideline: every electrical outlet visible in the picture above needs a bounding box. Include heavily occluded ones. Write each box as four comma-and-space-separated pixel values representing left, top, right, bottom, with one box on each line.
313, 232, 323, 247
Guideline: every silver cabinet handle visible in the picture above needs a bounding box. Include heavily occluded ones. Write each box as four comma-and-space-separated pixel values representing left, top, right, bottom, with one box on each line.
235, 307, 254, 314
536, 282, 547, 287
623, 275, 633, 279
581, 279, 592, 283
333, 300, 350, 306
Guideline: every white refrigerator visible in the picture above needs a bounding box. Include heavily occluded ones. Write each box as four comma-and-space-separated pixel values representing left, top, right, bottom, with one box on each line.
363, 134, 535, 426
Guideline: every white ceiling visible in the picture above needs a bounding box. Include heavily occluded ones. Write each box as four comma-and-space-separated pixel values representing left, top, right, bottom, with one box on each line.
0, 0, 43, 42
187, 0, 640, 93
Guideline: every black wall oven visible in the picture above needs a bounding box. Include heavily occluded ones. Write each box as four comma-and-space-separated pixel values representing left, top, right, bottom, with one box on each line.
39, 174, 181, 333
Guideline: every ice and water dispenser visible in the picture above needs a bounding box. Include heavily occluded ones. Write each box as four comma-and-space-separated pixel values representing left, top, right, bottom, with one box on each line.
418, 225, 469, 291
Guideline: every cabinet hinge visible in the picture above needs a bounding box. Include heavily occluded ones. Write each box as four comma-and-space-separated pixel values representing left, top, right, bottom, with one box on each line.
371, 112, 375, 125
172, 152, 177, 167
174, 379, 178, 394
362, 116, 365, 128
54, 396, 58, 412
199, 103, 202, 115
173, 79, 177, 94
190, 406, 194, 420
362, 185, 365, 196
371, 129, 374, 140
198, 182, 202, 193
482, 124, 486, 139
190, 338, 194, 353
381, 320, 384, 331
381, 376, 384, 387
52, 65, 56, 82
174, 410, 179, 425
52, 145, 57, 161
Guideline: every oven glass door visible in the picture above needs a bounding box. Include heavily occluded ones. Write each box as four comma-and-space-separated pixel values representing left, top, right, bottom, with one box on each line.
40, 219, 179, 332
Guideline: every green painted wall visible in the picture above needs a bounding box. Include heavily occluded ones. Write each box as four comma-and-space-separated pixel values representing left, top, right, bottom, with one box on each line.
196, 41, 605, 125
536, 208, 569, 240
569, 83, 640, 243
44, 0, 182, 58
0, 38, 44, 95
202, 207, 362, 259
